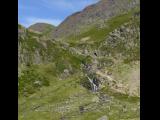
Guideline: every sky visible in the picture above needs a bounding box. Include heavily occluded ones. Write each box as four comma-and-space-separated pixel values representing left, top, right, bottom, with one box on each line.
18, 0, 99, 27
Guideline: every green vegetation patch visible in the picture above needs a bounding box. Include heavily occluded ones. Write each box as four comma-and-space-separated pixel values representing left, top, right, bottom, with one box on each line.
18, 66, 49, 97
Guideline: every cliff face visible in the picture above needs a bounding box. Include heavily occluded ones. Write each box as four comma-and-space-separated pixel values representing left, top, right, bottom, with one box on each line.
51, 0, 140, 39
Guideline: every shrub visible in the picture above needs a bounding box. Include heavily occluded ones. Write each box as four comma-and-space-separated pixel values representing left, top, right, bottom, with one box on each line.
80, 76, 92, 90
18, 67, 49, 96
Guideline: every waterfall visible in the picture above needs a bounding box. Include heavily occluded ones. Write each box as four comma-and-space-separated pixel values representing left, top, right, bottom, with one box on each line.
87, 76, 98, 92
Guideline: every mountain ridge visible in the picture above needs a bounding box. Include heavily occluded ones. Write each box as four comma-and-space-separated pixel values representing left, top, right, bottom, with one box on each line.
51, 0, 140, 39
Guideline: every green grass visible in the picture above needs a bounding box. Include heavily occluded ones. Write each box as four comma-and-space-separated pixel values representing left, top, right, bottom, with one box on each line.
18, 68, 139, 120
41, 25, 55, 36
18, 65, 50, 96
19, 76, 140, 120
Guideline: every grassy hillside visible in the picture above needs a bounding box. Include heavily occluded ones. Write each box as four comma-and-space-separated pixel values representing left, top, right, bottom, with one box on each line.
18, 2, 140, 120
29, 23, 55, 35
19, 69, 139, 120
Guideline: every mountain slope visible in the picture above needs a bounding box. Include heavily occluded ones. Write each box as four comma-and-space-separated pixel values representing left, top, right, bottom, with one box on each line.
18, 0, 140, 119
29, 23, 55, 34
51, 0, 140, 39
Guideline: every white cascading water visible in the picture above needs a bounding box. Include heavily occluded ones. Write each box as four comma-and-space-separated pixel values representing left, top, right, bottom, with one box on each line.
87, 76, 98, 92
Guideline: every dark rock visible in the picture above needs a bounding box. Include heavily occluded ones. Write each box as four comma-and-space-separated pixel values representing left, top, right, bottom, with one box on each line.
79, 106, 84, 114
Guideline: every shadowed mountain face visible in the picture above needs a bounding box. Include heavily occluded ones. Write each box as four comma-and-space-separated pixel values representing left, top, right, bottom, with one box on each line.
51, 0, 140, 39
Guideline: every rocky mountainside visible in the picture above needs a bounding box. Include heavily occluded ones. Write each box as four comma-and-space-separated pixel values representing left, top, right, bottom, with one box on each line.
18, 0, 140, 120
18, 24, 83, 66
51, 0, 139, 39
